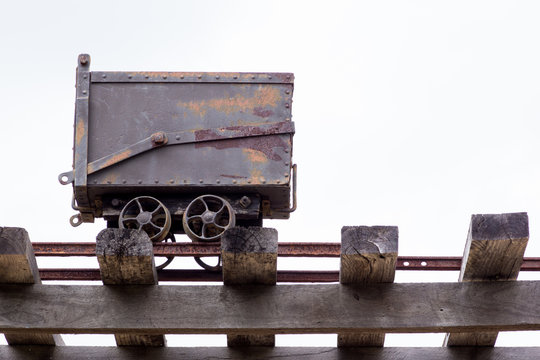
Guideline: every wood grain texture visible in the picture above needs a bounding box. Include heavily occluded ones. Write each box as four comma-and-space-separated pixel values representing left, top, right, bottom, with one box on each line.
340, 226, 398, 284
2, 346, 540, 360
96, 228, 164, 347
445, 212, 529, 347
96, 228, 157, 285
222, 227, 278, 286
339, 226, 398, 347
0, 227, 63, 346
0, 228, 40, 284
1, 282, 539, 334
222, 227, 277, 346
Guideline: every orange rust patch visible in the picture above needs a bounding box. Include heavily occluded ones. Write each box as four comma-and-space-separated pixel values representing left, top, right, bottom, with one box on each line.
75, 119, 85, 146
102, 174, 119, 184
249, 168, 263, 185
87, 149, 132, 174
137, 72, 172, 77
243, 148, 268, 163
178, 86, 281, 118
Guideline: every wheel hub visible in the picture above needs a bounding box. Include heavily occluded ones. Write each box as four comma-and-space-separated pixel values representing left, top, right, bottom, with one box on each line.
201, 211, 216, 224
136, 211, 153, 224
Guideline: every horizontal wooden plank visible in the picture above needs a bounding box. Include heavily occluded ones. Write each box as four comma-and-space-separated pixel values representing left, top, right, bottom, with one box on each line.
0, 282, 539, 334
2, 346, 540, 360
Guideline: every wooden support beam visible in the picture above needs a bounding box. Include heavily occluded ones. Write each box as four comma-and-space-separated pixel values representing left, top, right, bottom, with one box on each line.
444, 212, 529, 347
338, 226, 398, 347
222, 227, 278, 346
96, 228, 165, 347
1, 281, 540, 334
0, 227, 63, 346
2, 345, 540, 360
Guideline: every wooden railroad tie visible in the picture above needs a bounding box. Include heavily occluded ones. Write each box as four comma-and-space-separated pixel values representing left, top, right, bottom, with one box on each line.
338, 226, 398, 347
0, 227, 63, 346
222, 226, 278, 347
96, 228, 165, 347
444, 212, 529, 346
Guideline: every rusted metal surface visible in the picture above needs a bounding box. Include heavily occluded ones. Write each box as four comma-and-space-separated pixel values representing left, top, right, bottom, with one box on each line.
522, 258, 540, 271
33, 243, 96, 256
278, 242, 341, 257
73, 54, 92, 222
38, 269, 339, 282
31, 242, 540, 272
40, 269, 102, 281
60, 54, 297, 227
38, 262, 540, 282
32, 242, 341, 257
397, 256, 462, 271
90, 71, 294, 84
86, 122, 294, 176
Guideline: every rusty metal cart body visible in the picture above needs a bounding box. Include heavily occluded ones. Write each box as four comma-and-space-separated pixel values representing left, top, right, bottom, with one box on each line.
59, 54, 296, 250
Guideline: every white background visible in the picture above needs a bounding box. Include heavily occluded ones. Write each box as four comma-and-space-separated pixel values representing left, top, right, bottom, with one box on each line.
1, 0, 539, 347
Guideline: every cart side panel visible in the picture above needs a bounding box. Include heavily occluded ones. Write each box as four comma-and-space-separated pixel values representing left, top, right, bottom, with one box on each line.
87, 82, 293, 161
82, 77, 294, 216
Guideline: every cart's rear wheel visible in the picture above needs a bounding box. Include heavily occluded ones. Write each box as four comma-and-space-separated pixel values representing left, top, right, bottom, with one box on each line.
182, 195, 235, 242
183, 195, 235, 272
119, 196, 171, 242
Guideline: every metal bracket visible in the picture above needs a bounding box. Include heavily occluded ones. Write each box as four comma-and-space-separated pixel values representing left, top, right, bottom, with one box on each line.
86, 121, 295, 176
58, 171, 74, 185
261, 199, 272, 217
261, 163, 297, 217
287, 163, 297, 213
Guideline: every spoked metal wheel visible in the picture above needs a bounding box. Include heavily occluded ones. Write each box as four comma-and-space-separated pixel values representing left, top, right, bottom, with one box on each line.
182, 195, 235, 242
183, 195, 235, 272
119, 196, 171, 242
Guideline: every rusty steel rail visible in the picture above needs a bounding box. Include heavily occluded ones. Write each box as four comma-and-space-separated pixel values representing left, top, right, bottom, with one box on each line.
36, 262, 540, 282
39, 269, 341, 282
32, 242, 340, 258
32, 242, 540, 273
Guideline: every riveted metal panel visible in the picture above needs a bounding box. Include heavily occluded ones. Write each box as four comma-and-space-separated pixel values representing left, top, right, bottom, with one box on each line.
67, 58, 296, 222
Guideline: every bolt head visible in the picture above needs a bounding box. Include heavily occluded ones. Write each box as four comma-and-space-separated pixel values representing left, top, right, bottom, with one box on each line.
79, 54, 89, 65
151, 132, 166, 145
239, 196, 252, 208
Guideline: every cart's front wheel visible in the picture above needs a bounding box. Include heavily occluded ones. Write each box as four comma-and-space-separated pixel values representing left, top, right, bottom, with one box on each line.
119, 196, 171, 242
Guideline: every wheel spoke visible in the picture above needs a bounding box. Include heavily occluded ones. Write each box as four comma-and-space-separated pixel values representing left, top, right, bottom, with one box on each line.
151, 204, 163, 215
135, 199, 144, 213
200, 198, 209, 212
215, 203, 226, 216
187, 215, 203, 221
148, 222, 163, 232
201, 223, 209, 239
122, 218, 137, 226
153, 214, 166, 222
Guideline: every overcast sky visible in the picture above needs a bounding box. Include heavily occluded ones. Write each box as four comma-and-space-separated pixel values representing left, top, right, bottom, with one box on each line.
1, 0, 539, 347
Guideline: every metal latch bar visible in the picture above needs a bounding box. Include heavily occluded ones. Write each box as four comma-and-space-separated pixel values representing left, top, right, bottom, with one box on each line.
59, 121, 295, 183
